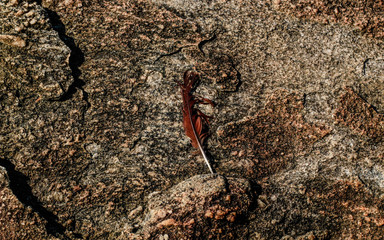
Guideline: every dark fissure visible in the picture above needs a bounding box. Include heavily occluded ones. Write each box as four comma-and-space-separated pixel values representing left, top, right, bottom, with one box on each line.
0, 158, 68, 238
44, 7, 90, 109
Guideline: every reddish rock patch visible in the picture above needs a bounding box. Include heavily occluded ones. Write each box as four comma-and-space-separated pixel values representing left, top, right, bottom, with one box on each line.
0, 168, 50, 239
307, 179, 384, 238
142, 174, 255, 239
335, 87, 384, 142
274, 0, 384, 39
218, 89, 330, 178
254, 177, 384, 239
182, 47, 240, 92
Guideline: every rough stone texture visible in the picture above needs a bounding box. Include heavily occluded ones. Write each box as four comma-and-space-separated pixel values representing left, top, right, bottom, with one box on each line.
0, 166, 50, 239
274, 0, 384, 39
250, 176, 384, 240
0, 1, 73, 101
335, 87, 384, 142
1, 0, 384, 239
141, 174, 256, 239
218, 89, 330, 179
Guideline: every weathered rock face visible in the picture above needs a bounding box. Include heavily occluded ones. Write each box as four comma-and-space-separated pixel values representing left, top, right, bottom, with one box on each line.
1, 0, 384, 239
0, 165, 51, 239
0, 1, 73, 102
218, 89, 330, 179
335, 87, 384, 142
142, 174, 256, 239
274, 0, 384, 39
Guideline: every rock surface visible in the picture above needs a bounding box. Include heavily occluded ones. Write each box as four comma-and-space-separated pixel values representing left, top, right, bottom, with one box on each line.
0, 165, 51, 239
142, 174, 256, 239
1, 0, 384, 239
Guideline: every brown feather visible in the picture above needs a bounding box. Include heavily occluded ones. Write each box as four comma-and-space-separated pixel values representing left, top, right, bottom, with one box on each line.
176, 71, 215, 173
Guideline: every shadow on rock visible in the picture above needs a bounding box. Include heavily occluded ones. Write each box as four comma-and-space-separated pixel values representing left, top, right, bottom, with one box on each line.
0, 158, 68, 238
44, 8, 89, 107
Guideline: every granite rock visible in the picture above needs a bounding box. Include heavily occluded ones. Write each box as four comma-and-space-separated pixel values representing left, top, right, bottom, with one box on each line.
141, 174, 256, 239
1, 0, 384, 239
0, 165, 51, 239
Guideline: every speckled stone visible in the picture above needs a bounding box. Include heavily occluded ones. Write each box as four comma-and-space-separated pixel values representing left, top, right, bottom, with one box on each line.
141, 174, 256, 239
1, 0, 384, 239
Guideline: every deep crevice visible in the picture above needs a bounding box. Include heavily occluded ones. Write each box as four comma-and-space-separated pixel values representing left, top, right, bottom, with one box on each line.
154, 33, 217, 62
154, 46, 185, 62
0, 158, 69, 239
44, 8, 90, 109
362, 58, 371, 76
198, 33, 216, 55
227, 55, 242, 91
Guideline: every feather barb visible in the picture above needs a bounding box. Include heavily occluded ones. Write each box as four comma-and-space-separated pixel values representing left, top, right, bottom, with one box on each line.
176, 71, 215, 174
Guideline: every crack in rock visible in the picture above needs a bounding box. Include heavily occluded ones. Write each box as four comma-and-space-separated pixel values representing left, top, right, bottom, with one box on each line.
155, 33, 217, 62
43, 8, 90, 109
198, 33, 216, 55
154, 45, 192, 62
0, 158, 69, 239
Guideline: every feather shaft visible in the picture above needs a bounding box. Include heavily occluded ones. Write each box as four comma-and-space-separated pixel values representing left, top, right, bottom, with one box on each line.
178, 71, 214, 174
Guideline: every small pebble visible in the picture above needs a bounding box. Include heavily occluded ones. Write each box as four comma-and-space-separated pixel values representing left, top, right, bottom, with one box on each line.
8, 0, 19, 6
25, 10, 35, 18
257, 199, 267, 209
14, 26, 23, 32
64, 0, 74, 6
238, 150, 245, 157
270, 194, 277, 201
128, 205, 143, 219
29, 18, 37, 25
0, 34, 26, 48
15, 10, 24, 16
